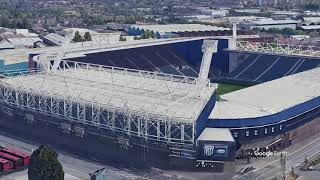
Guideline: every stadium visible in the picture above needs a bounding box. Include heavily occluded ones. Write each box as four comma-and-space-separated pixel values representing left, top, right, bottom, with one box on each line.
0, 36, 320, 170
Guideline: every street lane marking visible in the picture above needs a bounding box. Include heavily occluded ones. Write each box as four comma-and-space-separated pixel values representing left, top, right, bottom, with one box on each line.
236, 135, 320, 179
255, 142, 320, 179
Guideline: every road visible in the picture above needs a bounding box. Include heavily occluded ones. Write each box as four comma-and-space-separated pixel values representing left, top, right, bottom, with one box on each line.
235, 135, 320, 180
0, 130, 236, 180
0, 131, 156, 180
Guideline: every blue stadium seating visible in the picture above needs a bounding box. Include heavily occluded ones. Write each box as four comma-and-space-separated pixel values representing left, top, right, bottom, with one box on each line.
237, 55, 278, 81
180, 67, 198, 77
158, 65, 182, 75
71, 42, 320, 84
80, 45, 199, 77
291, 59, 320, 74
227, 54, 261, 78
257, 57, 297, 82
226, 53, 320, 84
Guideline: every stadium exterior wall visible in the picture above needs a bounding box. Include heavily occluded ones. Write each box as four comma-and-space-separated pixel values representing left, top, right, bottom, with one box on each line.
0, 103, 173, 168
197, 140, 236, 162
195, 92, 217, 139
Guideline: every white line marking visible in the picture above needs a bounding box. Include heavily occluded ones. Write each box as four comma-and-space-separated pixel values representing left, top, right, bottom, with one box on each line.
236, 135, 320, 179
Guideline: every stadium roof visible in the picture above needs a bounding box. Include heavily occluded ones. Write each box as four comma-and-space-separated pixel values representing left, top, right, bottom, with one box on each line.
2, 61, 215, 123
0, 37, 206, 65
130, 24, 230, 33
210, 67, 320, 119
197, 128, 234, 142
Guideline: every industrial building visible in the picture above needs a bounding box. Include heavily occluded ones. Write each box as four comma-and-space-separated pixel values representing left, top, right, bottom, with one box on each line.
299, 25, 320, 32
256, 0, 302, 7
0, 29, 42, 49
0, 40, 14, 50
42, 33, 68, 46
239, 18, 299, 30
302, 17, 320, 26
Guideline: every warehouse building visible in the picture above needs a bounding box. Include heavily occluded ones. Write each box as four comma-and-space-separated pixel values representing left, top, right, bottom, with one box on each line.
240, 18, 299, 30
42, 33, 68, 46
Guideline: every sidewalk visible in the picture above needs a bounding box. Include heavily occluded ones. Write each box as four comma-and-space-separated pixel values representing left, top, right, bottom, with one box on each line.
1, 170, 81, 180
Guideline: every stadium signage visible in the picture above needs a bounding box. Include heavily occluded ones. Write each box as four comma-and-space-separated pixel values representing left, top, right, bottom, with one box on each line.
169, 149, 195, 159
202, 144, 228, 157
204, 145, 215, 156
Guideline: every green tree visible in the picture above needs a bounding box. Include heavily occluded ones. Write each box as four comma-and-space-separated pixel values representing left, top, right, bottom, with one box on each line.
140, 30, 155, 39
28, 145, 64, 180
150, 30, 155, 38
282, 28, 295, 36
72, 31, 83, 42
84, 32, 92, 41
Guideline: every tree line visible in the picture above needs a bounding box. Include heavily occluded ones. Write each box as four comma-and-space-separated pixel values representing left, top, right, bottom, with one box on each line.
253, 27, 308, 36
0, 6, 32, 29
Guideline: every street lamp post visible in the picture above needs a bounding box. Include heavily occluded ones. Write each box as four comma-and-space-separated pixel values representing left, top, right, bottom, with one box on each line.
280, 153, 286, 180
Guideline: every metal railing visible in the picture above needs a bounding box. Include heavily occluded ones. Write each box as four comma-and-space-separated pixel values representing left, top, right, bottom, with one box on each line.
237, 41, 320, 57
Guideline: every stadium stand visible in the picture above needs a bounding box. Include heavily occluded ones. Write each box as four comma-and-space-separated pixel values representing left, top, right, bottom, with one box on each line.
209, 67, 320, 141
69, 43, 200, 77
180, 67, 199, 77
226, 52, 320, 83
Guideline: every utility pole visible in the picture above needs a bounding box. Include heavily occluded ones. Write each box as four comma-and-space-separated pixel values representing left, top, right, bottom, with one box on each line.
280, 153, 286, 180
304, 154, 308, 165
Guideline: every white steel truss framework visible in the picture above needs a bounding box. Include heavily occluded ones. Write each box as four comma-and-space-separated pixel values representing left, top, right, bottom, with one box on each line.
237, 41, 320, 57
0, 61, 216, 146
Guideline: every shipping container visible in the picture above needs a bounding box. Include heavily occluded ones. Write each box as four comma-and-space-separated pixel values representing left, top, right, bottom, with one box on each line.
0, 152, 23, 168
1, 148, 30, 166
0, 157, 13, 172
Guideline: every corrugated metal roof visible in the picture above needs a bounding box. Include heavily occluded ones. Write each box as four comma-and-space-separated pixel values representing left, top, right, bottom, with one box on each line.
7, 37, 42, 47
0, 40, 14, 49
43, 33, 68, 45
